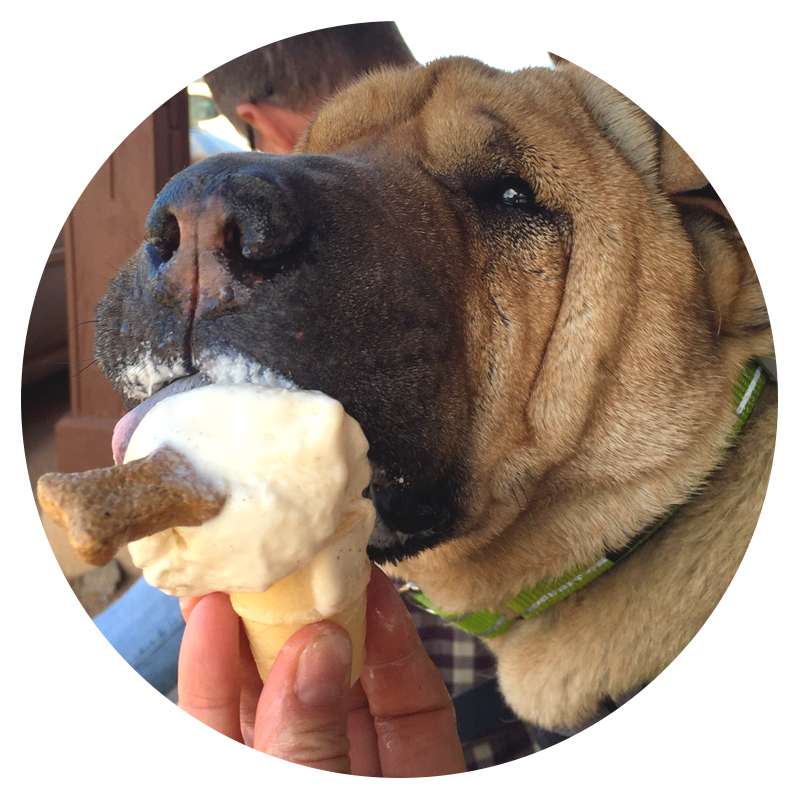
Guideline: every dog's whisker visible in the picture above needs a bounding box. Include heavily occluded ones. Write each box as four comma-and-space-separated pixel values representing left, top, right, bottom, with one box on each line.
515, 478, 531, 511
71, 358, 99, 379
69, 319, 97, 335
599, 360, 625, 389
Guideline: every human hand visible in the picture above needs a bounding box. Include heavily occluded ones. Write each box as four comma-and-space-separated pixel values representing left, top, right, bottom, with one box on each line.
177, 565, 466, 776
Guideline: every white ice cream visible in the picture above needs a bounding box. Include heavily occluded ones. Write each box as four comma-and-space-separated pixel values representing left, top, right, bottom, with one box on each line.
124, 383, 375, 614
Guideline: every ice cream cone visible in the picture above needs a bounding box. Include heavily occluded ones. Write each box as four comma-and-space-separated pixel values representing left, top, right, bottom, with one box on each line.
230, 554, 369, 684
231, 586, 367, 685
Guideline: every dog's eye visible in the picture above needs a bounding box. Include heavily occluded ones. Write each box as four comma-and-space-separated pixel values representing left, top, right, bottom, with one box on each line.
475, 177, 540, 213
500, 183, 533, 207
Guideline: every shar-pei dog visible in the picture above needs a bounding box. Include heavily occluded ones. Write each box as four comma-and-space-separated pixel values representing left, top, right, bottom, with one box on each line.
94, 55, 776, 734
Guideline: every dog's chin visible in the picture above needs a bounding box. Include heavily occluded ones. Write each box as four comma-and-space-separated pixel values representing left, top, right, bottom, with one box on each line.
366, 514, 453, 564
114, 345, 453, 563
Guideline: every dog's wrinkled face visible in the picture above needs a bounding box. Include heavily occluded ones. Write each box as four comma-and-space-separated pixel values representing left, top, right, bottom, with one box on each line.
95, 58, 576, 563
97, 149, 477, 561
95, 56, 752, 575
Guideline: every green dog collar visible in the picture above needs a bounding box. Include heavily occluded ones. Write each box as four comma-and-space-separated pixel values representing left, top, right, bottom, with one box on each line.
401, 360, 770, 639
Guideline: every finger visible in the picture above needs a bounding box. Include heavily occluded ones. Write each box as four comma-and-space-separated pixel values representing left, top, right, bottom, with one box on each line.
182, 595, 263, 746
238, 622, 263, 748
177, 592, 244, 744
361, 566, 466, 776
346, 679, 381, 777
252, 621, 353, 773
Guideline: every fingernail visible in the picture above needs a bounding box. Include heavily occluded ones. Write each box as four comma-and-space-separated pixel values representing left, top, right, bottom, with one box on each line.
295, 630, 352, 708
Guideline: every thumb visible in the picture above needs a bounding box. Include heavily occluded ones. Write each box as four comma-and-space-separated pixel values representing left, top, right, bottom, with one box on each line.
253, 622, 353, 773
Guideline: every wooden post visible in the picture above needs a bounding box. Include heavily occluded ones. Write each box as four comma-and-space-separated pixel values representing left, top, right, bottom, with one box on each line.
55, 91, 190, 473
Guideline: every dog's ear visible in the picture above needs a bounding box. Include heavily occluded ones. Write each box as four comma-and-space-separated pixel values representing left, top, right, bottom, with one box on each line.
550, 56, 772, 356
550, 55, 708, 196
659, 129, 709, 195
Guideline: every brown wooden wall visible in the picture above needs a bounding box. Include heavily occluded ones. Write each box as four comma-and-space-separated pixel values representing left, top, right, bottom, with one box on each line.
23, 230, 68, 387
55, 91, 190, 473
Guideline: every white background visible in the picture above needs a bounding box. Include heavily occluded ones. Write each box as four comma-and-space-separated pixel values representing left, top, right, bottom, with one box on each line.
4, 1, 797, 797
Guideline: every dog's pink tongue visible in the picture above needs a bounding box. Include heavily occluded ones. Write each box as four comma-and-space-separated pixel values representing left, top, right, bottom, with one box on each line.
112, 374, 210, 465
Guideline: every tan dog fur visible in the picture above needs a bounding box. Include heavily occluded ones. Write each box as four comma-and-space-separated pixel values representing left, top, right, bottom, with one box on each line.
302, 56, 776, 731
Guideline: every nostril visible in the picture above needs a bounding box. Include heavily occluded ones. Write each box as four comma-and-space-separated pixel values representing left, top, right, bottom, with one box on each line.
146, 212, 180, 261
221, 221, 242, 259
222, 219, 276, 261
219, 218, 298, 286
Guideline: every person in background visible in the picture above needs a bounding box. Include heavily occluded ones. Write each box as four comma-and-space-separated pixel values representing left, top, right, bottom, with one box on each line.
204, 22, 416, 154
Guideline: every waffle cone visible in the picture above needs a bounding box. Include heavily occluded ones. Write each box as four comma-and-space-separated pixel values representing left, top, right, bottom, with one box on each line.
230, 559, 368, 684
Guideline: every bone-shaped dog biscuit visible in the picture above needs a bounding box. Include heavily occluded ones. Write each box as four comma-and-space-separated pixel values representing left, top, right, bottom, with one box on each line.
37, 446, 227, 567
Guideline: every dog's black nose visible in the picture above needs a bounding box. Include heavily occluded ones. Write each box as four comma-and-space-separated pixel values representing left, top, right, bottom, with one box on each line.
143, 154, 306, 316
146, 168, 304, 263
